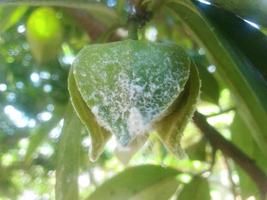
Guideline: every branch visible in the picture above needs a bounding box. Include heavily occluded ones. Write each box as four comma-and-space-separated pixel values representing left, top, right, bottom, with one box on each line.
193, 111, 267, 198
65, 8, 121, 41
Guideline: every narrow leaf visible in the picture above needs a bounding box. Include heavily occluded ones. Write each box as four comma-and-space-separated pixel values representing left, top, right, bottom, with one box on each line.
86, 165, 180, 200
193, 55, 220, 104
0, 6, 28, 33
231, 114, 267, 199
56, 104, 81, 200
0, 0, 120, 25
24, 110, 62, 164
194, 1, 267, 91
206, 0, 267, 28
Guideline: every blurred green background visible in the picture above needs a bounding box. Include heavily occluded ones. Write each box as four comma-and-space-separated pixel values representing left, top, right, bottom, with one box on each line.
0, 0, 267, 200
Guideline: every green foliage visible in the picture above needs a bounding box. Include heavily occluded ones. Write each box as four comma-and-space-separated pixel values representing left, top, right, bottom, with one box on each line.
0, 6, 28, 33
207, 0, 267, 28
168, 0, 267, 159
177, 176, 210, 200
0, 0, 266, 200
86, 165, 180, 200
56, 104, 81, 200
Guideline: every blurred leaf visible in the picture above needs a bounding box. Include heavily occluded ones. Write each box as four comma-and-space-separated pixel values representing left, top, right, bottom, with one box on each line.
0, 0, 120, 26
56, 104, 81, 200
87, 165, 180, 200
168, 0, 267, 159
177, 176, 210, 200
26, 7, 63, 64
0, 0, 101, 9
24, 106, 64, 164
231, 114, 267, 199
206, 0, 267, 28
185, 138, 206, 161
193, 56, 220, 104
0, 6, 28, 33
85, 4, 120, 27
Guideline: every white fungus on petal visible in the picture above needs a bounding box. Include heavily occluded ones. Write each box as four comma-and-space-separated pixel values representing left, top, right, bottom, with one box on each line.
73, 40, 190, 146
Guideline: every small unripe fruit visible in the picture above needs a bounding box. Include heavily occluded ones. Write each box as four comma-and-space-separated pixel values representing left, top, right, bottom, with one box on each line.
26, 7, 63, 64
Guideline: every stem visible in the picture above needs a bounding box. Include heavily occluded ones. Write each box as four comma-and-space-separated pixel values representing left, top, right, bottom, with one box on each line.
127, 0, 152, 40
193, 111, 267, 199
206, 107, 236, 118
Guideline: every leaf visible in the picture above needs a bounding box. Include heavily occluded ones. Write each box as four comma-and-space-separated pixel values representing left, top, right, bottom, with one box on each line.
156, 62, 200, 157
24, 108, 63, 164
185, 138, 206, 161
0, 0, 120, 26
68, 69, 111, 161
55, 104, 81, 200
177, 176, 210, 200
194, 1, 267, 90
168, 0, 267, 159
205, 0, 267, 28
231, 114, 267, 199
86, 165, 180, 200
0, 6, 28, 33
0, 0, 100, 8
193, 55, 220, 104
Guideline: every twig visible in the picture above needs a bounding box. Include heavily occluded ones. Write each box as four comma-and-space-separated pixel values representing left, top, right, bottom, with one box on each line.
206, 107, 236, 118
193, 111, 267, 199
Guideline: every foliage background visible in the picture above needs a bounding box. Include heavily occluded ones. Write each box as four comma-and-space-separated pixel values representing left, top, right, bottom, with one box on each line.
0, 0, 266, 200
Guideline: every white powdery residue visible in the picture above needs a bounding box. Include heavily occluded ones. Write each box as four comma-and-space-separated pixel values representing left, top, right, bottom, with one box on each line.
91, 106, 99, 115
127, 107, 150, 137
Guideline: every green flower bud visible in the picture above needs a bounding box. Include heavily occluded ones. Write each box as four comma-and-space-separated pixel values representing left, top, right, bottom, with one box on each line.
68, 40, 200, 161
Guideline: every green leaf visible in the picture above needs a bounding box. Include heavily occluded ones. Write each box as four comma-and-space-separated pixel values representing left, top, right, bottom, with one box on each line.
195, 1, 267, 91
185, 138, 206, 161
24, 108, 63, 164
86, 165, 180, 200
193, 55, 219, 104
55, 104, 81, 200
0, 0, 120, 26
168, 0, 267, 159
68, 69, 111, 161
205, 0, 267, 28
0, 0, 100, 8
177, 176, 210, 200
231, 114, 267, 199
0, 6, 28, 33
156, 62, 200, 157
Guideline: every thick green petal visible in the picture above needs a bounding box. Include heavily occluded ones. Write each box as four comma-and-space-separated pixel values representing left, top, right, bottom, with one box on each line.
68, 70, 111, 161
156, 62, 200, 157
